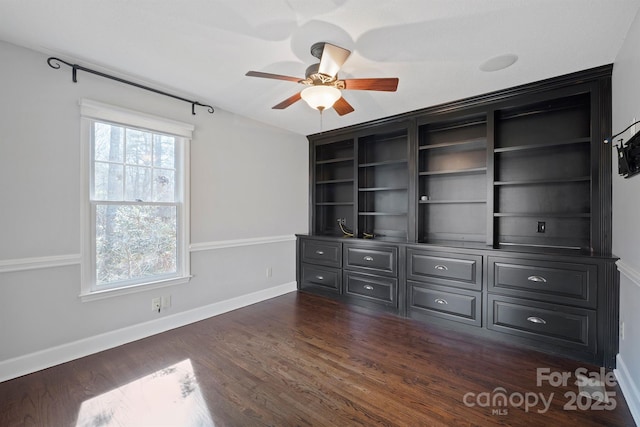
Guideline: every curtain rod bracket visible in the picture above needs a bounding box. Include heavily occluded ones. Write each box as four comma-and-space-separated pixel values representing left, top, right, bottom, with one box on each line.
47, 57, 214, 115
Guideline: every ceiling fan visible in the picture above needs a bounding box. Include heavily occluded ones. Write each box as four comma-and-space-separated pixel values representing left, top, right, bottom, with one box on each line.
245, 42, 399, 116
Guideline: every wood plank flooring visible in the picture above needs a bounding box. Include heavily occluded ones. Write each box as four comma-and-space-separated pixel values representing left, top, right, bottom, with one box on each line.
0, 291, 635, 426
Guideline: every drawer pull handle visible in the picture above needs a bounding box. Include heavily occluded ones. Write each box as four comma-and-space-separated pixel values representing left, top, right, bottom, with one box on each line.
364, 256, 374, 262
434, 298, 448, 305
315, 250, 324, 255
527, 316, 547, 325
363, 285, 374, 291
316, 275, 324, 281
434, 264, 448, 271
527, 275, 547, 283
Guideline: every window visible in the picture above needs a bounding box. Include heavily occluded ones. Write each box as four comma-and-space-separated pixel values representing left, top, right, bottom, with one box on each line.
80, 100, 193, 299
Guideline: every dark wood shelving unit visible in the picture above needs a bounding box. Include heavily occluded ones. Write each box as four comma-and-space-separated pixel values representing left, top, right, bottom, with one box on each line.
417, 113, 488, 245
493, 89, 593, 252
313, 138, 356, 237
301, 66, 619, 368
356, 125, 410, 242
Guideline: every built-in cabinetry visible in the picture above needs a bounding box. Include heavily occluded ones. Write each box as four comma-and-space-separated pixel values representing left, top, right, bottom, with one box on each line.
417, 113, 489, 244
298, 65, 618, 368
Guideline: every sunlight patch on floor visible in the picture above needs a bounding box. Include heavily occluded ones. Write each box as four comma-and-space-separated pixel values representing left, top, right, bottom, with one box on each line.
75, 359, 214, 427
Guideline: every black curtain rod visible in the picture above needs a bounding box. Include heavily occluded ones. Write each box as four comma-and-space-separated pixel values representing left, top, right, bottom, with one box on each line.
47, 57, 214, 115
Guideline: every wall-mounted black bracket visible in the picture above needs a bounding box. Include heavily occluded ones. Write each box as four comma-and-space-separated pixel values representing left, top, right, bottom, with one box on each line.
604, 120, 640, 178
47, 57, 214, 115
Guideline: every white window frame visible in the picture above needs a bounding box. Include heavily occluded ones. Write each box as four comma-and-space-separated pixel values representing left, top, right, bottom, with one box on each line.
79, 99, 193, 301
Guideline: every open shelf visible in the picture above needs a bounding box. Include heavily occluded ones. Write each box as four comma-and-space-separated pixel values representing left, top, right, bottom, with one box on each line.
419, 167, 487, 176
359, 159, 408, 168
316, 202, 354, 206
316, 156, 354, 165
494, 177, 590, 186
359, 212, 407, 216
419, 138, 486, 151
419, 199, 486, 204
494, 212, 591, 218
494, 137, 590, 153
359, 187, 408, 192
316, 178, 355, 185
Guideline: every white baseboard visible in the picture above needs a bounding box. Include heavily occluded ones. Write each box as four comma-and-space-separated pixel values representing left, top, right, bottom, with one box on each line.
0, 282, 297, 383
614, 353, 640, 425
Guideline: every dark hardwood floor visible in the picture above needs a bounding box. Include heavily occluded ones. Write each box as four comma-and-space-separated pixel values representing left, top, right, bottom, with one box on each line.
0, 291, 635, 426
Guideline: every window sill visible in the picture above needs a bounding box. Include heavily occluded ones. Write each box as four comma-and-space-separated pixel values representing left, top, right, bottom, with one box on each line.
79, 275, 192, 302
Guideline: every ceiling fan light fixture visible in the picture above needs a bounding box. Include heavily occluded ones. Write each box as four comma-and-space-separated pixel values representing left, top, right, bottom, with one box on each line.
301, 85, 341, 111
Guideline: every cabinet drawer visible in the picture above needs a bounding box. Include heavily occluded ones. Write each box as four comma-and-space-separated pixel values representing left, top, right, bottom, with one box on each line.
344, 271, 397, 306
343, 244, 397, 276
407, 248, 482, 290
408, 281, 481, 326
488, 257, 596, 308
487, 295, 596, 352
300, 264, 341, 294
301, 239, 342, 268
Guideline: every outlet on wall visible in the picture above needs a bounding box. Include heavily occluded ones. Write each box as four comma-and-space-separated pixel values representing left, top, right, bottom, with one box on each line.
151, 297, 161, 312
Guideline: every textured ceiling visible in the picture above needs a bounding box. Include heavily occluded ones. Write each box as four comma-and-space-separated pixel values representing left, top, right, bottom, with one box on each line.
1, 0, 639, 135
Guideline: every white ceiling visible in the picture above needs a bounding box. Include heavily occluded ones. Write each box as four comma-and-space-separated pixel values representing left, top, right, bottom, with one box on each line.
1, 0, 639, 136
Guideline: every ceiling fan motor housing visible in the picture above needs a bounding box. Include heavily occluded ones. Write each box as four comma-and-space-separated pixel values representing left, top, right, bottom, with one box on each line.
310, 42, 326, 60
304, 63, 344, 87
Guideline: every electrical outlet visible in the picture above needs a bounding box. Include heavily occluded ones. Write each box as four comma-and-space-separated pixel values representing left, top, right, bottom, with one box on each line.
266, 267, 272, 278
620, 321, 625, 340
152, 297, 161, 313
537, 221, 546, 233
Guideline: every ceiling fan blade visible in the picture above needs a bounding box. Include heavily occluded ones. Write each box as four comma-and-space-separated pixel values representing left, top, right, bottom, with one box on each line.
342, 78, 399, 92
333, 97, 355, 116
246, 71, 302, 83
318, 43, 351, 78
272, 92, 302, 109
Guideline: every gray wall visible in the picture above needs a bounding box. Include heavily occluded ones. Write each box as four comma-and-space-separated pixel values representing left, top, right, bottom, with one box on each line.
612, 8, 640, 422
0, 41, 308, 377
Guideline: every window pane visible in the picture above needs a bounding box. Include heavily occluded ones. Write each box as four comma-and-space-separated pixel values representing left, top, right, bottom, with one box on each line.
94, 122, 124, 163
126, 129, 152, 166
95, 204, 177, 286
153, 134, 175, 169
94, 162, 124, 200
125, 166, 152, 201
153, 169, 175, 202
